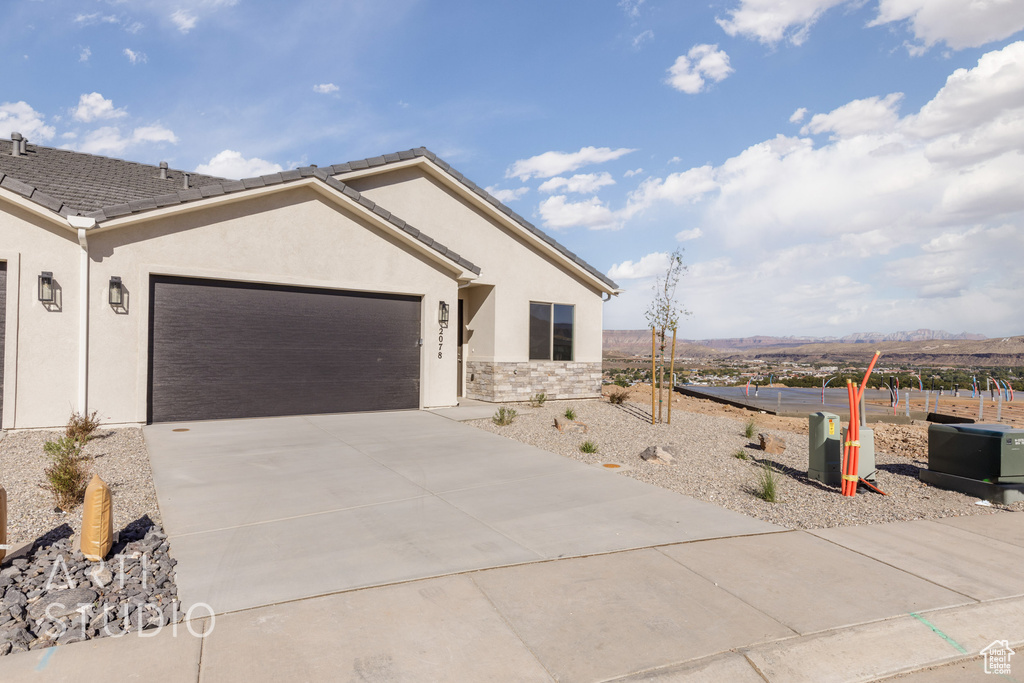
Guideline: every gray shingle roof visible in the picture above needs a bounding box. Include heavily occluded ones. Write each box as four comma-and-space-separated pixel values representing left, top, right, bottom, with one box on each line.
0, 138, 480, 276
0, 139, 226, 215
327, 148, 620, 291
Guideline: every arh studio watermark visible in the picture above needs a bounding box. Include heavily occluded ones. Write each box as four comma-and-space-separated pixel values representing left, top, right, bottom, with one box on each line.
981, 640, 1015, 676
36, 550, 215, 641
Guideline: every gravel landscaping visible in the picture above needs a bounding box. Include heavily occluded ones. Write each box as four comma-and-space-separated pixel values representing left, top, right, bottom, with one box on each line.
1, 427, 179, 656
471, 387, 1024, 530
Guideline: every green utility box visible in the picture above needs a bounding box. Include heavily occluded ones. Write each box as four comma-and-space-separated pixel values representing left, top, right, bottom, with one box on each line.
926, 424, 1024, 484
808, 412, 877, 485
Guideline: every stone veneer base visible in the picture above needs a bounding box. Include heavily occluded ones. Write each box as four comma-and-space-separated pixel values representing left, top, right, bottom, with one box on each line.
465, 360, 602, 402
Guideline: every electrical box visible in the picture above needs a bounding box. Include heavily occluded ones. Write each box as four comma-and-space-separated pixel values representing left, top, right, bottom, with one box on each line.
808, 412, 842, 485
927, 424, 1024, 484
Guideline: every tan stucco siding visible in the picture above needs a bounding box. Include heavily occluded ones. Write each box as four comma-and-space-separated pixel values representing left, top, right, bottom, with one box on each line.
344, 168, 604, 364
0, 205, 81, 429
3, 187, 460, 428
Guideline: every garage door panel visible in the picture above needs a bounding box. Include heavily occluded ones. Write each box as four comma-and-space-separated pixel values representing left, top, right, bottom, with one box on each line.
149, 276, 421, 423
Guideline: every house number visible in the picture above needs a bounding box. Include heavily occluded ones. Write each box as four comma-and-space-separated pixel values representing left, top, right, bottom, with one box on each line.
438, 326, 444, 359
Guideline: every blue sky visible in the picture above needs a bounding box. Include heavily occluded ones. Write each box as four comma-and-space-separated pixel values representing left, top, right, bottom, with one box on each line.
3, 0, 1024, 338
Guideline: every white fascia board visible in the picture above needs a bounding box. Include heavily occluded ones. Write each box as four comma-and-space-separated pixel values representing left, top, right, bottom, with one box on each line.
0, 188, 77, 231
86, 178, 478, 282
334, 158, 615, 295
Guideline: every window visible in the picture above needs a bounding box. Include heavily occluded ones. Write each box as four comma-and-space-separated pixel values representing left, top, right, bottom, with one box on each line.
529, 302, 574, 361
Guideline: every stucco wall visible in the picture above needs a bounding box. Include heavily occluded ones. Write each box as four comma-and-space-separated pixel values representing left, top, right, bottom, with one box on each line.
0, 200, 81, 429
344, 167, 605, 366
2, 186, 462, 428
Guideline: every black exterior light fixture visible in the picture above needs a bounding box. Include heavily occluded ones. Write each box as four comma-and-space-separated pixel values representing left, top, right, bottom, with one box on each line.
38, 271, 55, 303
438, 301, 450, 329
109, 276, 124, 307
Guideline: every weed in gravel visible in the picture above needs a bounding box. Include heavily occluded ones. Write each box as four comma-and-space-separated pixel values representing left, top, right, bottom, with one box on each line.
564, 407, 577, 421
42, 436, 90, 511
529, 393, 547, 408
66, 410, 101, 444
580, 440, 598, 454
744, 419, 757, 439
492, 407, 518, 426
733, 449, 748, 460
607, 389, 628, 405
754, 463, 779, 503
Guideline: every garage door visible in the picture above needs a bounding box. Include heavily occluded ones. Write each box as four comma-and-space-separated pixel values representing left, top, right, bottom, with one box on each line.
148, 275, 421, 423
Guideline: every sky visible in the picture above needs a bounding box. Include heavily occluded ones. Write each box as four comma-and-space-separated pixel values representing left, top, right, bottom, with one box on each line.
2, 0, 1023, 339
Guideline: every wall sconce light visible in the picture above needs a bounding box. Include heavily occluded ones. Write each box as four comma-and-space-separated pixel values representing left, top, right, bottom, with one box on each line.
109, 276, 124, 307
38, 271, 55, 303
438, 301, 450, 328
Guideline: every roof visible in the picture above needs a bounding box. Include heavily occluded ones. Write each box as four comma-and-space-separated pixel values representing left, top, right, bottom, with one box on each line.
0, 138, 480, 276
0, 139, 225, 216
328, 148, 620, 291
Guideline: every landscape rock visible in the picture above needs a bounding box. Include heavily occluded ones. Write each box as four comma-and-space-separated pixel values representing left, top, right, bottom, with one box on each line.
758, 433, 786, 455
553, 417, 588, 433
29, 588, 98, 621
639, 446, 676, 464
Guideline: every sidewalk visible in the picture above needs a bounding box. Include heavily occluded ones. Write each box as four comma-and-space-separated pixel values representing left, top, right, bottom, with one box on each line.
1, 512, 1021, 682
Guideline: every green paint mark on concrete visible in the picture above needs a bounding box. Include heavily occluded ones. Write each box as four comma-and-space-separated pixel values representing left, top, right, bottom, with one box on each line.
910, 612, 969, 654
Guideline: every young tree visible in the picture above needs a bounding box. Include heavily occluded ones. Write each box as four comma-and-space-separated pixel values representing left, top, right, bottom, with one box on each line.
645, 248, 691, 357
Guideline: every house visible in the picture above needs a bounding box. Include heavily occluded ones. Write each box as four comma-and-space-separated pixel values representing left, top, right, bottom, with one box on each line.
0, 135, 619, 429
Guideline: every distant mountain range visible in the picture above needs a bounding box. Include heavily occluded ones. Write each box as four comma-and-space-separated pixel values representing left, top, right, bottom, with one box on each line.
602, 329, 1024, 367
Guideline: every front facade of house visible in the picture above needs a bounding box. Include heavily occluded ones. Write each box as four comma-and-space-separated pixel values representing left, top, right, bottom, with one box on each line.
0, 140, 618, 429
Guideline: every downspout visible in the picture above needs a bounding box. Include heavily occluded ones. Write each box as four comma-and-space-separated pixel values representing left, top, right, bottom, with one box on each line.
68, 216, 97, 414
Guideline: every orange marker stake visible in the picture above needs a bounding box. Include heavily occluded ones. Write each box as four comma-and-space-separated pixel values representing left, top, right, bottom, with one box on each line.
849, 383, 861, 497
842, 380, 855, 496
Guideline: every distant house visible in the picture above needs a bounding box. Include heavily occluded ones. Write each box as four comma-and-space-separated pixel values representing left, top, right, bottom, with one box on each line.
0, 136, 619, 428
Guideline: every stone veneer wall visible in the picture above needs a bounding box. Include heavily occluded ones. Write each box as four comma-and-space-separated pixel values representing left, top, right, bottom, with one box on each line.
465, 360, 603, 402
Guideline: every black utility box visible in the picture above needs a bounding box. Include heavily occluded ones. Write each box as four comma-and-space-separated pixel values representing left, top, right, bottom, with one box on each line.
927, 423, 1024, 484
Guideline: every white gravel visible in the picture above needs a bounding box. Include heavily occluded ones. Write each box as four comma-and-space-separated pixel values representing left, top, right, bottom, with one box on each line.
0, 428, 160, 547
471, 396, 1024, 530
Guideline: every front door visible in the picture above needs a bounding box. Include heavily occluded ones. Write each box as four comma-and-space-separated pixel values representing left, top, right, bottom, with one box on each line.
457, 298, 465, 397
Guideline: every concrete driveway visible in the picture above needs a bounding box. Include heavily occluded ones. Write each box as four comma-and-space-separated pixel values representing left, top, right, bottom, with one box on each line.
143, 410, 781, 614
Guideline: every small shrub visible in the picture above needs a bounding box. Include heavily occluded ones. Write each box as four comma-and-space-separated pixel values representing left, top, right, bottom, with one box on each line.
42, 436, 90, 511
564, 407, 577, 421
733, 449, 748, 460
529, 393, 547, 408
743, 419, 757, 439
580, 440, 598, 454
614, 377, 630, 388
66, 410, 101, 444
754, 463, 779, 503
608, 389, 628, 405
492, 407, 518, 426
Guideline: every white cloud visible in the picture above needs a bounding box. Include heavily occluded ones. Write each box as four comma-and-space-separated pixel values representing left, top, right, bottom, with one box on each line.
73, 93, 127, 123
313, 83, 339, 94
666, 44, 734, 94
608, 252, 671, 280
170, 9, 198, 33
619, 0, 646, 18
539, 172, 615, 194
77, 125, 178, 155
716, 0, 846, 46
79, 47, 91, 62
624, 168, 644, 177
507, 146, 635, 180
605, 41, 1024, 336
789, 107, 807, 123
632, 30, 654, 49
871, 0, 1024, 51
676, 227, 704, 241
123, 48, 147, 64
801, 93, 904, 138
195, 150, 283, 178
485, 186, 529, 203
0, 101, 56, 142
538, 195, 622, 230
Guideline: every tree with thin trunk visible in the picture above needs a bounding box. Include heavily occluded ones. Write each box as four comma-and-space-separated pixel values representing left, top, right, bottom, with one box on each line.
645, 248, 691, 421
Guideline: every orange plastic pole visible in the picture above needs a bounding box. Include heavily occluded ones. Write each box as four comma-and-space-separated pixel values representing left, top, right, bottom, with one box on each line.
842, 380, 854, 495
855, 351, 882, 405
848, 384, 861, 497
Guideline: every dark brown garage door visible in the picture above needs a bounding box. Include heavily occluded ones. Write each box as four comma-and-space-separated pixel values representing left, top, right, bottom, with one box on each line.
148, 275, 421, 423
0, 262, 5, 421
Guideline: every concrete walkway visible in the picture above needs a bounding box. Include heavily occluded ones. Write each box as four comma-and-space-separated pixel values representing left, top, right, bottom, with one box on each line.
1, 412, 1021, 681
